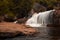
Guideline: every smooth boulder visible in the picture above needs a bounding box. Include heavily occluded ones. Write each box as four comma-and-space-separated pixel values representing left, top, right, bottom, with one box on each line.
0, 22, 37, 37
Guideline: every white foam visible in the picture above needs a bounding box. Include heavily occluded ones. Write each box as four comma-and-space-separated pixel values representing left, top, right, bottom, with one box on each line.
14, 21, 18, 23
25, 10, 55, 27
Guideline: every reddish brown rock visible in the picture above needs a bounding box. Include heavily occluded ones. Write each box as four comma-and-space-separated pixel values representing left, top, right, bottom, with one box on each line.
47, 9, 60, 27
53, 9, 60, 26
0, 22, 37, 37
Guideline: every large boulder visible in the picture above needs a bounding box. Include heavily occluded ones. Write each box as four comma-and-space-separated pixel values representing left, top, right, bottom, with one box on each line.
47, 9, 60, 27
53, 9, 60, 26
0, 22, 37, 37
14, 18, 28, 24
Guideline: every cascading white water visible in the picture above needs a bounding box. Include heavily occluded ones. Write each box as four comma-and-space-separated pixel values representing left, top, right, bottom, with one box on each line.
25, 10, 55, 27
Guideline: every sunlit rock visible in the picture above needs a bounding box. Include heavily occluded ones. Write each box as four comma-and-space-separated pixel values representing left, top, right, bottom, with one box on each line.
0, 22, 37, 37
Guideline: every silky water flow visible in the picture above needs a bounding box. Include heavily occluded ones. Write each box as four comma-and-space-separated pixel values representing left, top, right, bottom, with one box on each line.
25, 10, 55, 27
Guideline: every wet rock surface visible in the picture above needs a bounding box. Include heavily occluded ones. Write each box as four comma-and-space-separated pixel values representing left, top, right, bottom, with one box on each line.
0, 22, 37, 37
0, 27, 60, 40
53, 9, 60, 26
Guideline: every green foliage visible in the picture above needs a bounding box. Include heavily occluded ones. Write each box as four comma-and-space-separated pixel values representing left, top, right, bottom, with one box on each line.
0, 0, 35, 17
36, 0, 60, 10
0, 0, 60, 17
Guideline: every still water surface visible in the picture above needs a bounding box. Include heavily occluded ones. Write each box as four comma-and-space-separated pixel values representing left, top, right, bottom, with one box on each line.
0, 27, 60, 40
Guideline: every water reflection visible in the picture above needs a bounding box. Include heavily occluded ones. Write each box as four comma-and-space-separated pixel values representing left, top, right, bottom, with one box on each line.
48, 27, 60, 40
0, 27, 60, 40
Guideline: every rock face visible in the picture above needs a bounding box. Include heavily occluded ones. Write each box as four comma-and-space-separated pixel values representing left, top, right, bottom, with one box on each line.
47, 9, 60, 27
0, 22, 37, 37
53, 9, 60, 26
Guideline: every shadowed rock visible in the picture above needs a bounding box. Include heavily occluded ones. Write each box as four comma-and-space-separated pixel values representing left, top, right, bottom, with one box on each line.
47, 9, 60, 27
53, 9, 60, 26
14, 18, 28, 24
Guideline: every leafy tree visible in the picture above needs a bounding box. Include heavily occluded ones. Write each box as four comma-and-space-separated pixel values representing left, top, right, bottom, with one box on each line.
0, 0, 36, 18
0, 0, 60, 19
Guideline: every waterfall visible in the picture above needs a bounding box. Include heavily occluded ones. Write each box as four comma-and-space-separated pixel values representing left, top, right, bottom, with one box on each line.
25, 10, 55, 27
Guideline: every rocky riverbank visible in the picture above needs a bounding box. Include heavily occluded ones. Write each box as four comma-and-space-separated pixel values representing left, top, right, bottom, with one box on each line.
0, 22, 38, 38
